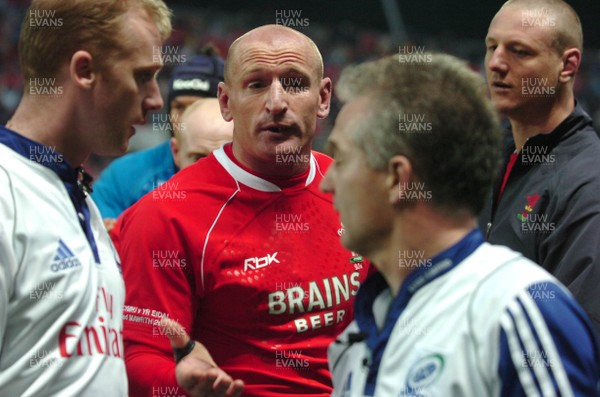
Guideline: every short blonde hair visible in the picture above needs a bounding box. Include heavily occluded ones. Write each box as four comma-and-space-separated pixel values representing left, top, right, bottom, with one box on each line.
503, 0, 583, 53
19, 0, 172, 81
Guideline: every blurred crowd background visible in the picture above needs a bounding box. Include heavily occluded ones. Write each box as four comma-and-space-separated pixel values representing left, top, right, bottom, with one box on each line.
1, 0, 599, 178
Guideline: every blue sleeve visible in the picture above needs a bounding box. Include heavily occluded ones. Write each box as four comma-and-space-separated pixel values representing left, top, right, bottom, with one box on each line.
91, 142, 177, 219
91, 160, 132, 219
498, 282, 600, 397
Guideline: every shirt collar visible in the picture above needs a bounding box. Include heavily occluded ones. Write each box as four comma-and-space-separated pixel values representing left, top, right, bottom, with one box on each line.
0, 125, 80, 187
354, 228, 484, 394
506, 101, 593, 154
213, 143, 317, 192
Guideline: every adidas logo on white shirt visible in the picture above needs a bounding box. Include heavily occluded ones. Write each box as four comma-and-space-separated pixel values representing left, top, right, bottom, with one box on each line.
51, 239, 82, 272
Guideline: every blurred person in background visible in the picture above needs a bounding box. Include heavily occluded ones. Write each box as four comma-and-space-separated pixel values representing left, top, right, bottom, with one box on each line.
171, 98, 233, 169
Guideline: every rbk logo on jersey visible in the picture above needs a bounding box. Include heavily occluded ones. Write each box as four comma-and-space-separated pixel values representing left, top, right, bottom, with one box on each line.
51, 239, 82, 272
244, 252, 280, 271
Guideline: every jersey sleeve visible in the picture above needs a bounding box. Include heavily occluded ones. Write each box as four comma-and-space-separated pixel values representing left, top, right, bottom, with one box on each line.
497, 282, 600, 396
537, 169, 600, 335
117, 200, 195, 397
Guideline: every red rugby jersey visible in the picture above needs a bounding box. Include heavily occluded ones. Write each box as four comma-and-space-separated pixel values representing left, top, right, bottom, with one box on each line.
116, 144, 369, 396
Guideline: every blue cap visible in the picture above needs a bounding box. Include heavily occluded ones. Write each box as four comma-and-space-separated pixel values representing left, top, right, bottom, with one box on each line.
167, 54, 225, 114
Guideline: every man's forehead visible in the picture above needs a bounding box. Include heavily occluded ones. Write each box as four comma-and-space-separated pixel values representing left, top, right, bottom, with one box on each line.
236, 36, 313, 62
490, 5, 528, 30
237, 25, 309, 47
172, 96, 202, 106
225, 25, 323, 81
237, 53, 313, 75
488, 5, 555, 45
232, 27, 316, 62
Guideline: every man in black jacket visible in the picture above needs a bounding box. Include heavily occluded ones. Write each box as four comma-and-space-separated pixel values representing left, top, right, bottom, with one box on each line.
484, 0, 600, 334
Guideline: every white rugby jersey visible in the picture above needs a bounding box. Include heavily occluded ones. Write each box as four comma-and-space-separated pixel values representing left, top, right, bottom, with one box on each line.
329, 230, 600, 396
0, 127, 127, 396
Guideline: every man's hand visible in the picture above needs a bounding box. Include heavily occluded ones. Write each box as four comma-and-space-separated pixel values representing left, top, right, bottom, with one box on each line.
159, 319, 244, 397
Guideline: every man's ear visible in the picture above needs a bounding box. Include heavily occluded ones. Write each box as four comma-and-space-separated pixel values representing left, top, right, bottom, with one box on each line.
317, 77, 332, 119
70, 50, 95, 89
170, 137, 181, 169
387, 155, 413, 205
217, 82, 233, 122
559, 48, 581, 84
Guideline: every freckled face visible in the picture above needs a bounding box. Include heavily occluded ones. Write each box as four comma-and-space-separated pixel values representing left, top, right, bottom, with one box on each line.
91, 9, 164, 155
